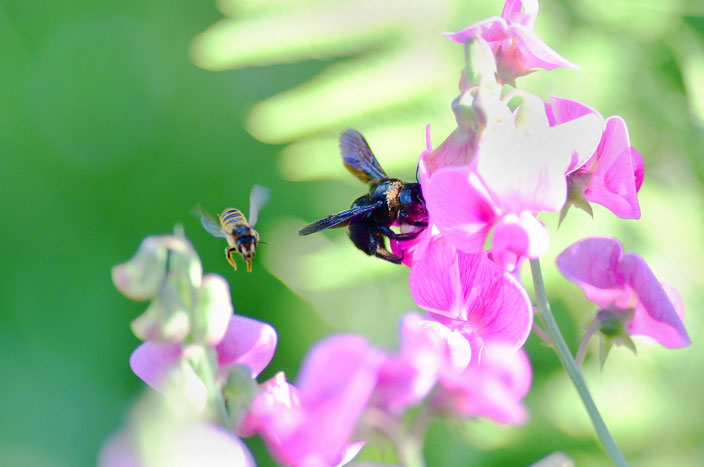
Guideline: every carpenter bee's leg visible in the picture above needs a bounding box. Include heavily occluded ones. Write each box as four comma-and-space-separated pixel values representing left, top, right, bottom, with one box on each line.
225, 247, 238, 270
374, 243, 404, 264
377, 225, 424, 241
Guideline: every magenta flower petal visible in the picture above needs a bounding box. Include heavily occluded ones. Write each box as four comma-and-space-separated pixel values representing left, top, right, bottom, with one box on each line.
409, 236, 459, 314
584, 116, 641, 219
556, 237, 627, 308
558, 237, 689, 350
434, 343, 532, 424
491, 212, 549, 271
423, 127, 477, 174
620, 254, 690, 347
632, 148, 644, 192
216, 315, 277, 378
129, 342, 181, 390
248, 336, 381, 466
410, 238, 533, 351
426, 167, 496, 253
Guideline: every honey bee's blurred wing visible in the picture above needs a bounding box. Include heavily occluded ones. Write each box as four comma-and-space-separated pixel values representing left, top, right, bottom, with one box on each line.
248, 185, 270, 227
340, 129, 388, 184
298, 201, 383, 235
196, 206, 227, 238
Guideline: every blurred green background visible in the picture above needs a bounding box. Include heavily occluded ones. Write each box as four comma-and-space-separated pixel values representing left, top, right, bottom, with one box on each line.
1, 0, 703, 465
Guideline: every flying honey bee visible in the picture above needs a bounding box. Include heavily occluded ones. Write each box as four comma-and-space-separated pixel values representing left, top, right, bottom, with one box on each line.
198, 185, 270, 272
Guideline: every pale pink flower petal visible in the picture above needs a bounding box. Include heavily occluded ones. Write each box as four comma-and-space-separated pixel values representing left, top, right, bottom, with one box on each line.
129, 342, 181, 390
374, 314, 471, 414
476, 113, 602, 213
620, 254, 690, 347
99, 423, 255, 467
501, 0, 539, 29
583, 116, 641, 219
199, 274, 234, 345
433, 343, 532, 424
178, 424, 256, 467
544, 96, 604, 173
216, 315, 278, 378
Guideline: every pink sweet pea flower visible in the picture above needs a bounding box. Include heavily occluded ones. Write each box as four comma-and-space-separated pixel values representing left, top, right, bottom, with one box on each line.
556, 237, 690, 348
130, 314, 278, 391
443, 0, 578, 83
431, 342, 532, 424
545, 96, 643, 219
373, 313, 472, 414
241, 336, 382, 467
409, 236, 533, 354
425, 110, 602, 269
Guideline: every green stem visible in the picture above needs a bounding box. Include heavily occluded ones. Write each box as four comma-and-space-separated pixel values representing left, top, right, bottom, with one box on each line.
199, 346, 232, 430
529, 259, 628, 467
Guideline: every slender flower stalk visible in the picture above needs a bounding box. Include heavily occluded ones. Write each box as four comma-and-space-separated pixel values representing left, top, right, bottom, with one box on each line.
532, 322, 553, 346
529, 259, 627, 467
575, 318, 600, 367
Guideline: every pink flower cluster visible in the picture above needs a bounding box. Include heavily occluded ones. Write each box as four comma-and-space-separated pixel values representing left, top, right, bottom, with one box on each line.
128, 311, 531, 466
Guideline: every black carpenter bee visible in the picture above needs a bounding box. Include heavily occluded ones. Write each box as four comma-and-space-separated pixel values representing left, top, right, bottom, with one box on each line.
198, 185, 270, 272
298, 130, 428, 263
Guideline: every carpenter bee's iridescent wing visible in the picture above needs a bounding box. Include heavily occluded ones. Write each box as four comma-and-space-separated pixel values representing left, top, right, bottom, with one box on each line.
298, 201, 383, 235
340, 129, 388, 184
248, 184, 270, 227
196, 206, 227, 238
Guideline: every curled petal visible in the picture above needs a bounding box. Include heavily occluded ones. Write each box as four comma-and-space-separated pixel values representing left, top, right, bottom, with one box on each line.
491, 212, 549, 271
423, 127, 476, 174
556, 237, 627, 308
508, 25, 578, 72
584, 116, 641, 219
216, 315, 278, 378
620, 254, 690, 348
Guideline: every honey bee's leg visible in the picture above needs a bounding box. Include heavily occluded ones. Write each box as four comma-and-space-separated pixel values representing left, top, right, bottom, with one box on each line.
225, 247, 238, 271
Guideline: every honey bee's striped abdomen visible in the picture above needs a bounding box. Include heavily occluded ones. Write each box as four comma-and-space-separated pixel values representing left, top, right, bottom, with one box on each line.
219, 208, 246, 228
